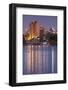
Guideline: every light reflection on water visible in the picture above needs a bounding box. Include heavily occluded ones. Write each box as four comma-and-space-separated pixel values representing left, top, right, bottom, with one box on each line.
23, 45, 57, 75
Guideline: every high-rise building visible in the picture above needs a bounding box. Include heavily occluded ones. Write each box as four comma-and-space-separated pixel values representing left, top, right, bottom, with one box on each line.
24, 21, 48, 40
33, 21, 40, 37
26, 21, 40, 40
39, 27, 44, 41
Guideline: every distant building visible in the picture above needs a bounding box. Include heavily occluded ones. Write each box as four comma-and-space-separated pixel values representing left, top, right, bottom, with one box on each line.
33, 21, 40, 37
23, 21, 57, 45
39, 27, 44, 42
25, 21, 40, 40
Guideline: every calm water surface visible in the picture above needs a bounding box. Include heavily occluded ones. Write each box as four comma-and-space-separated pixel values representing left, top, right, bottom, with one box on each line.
23, 44, 57, 75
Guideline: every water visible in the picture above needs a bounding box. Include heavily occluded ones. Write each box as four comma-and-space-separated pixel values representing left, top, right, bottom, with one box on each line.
23, 44, 57, 75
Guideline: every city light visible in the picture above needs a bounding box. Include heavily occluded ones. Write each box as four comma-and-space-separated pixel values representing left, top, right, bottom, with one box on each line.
23, 21, 57, 45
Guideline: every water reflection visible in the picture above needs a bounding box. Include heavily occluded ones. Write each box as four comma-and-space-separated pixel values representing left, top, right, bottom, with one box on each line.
23, 45, 57, 75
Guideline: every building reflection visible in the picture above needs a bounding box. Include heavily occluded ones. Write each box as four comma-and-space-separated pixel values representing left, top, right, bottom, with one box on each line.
23, 45, 57, 75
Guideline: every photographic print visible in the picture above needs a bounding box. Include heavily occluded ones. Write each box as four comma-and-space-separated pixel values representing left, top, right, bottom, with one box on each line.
23, 15, 57, 75
9, 3, 66, 86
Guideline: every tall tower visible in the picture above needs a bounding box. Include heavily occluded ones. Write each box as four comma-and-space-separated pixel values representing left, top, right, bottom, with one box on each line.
25, 21, 40, 40
34, 21, 40, 37
30, 21, 34, 39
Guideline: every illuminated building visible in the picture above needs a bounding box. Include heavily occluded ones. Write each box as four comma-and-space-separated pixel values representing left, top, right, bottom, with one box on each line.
24, 21, 40, 40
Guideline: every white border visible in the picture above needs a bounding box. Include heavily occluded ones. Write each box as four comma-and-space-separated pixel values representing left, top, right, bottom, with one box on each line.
16, 7, 64, 83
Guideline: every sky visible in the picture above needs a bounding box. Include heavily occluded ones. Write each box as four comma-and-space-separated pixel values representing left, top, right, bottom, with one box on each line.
23, 15, 57, 33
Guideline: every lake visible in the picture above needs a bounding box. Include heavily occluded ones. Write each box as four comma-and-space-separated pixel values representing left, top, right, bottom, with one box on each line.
23, 44, 57, 75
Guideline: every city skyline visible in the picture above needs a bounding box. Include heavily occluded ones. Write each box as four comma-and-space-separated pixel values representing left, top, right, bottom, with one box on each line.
23, 15, 57, 34
23, 20, 57, 45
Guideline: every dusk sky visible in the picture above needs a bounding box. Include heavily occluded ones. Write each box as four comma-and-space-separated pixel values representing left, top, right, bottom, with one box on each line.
23, 15, 57, 33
